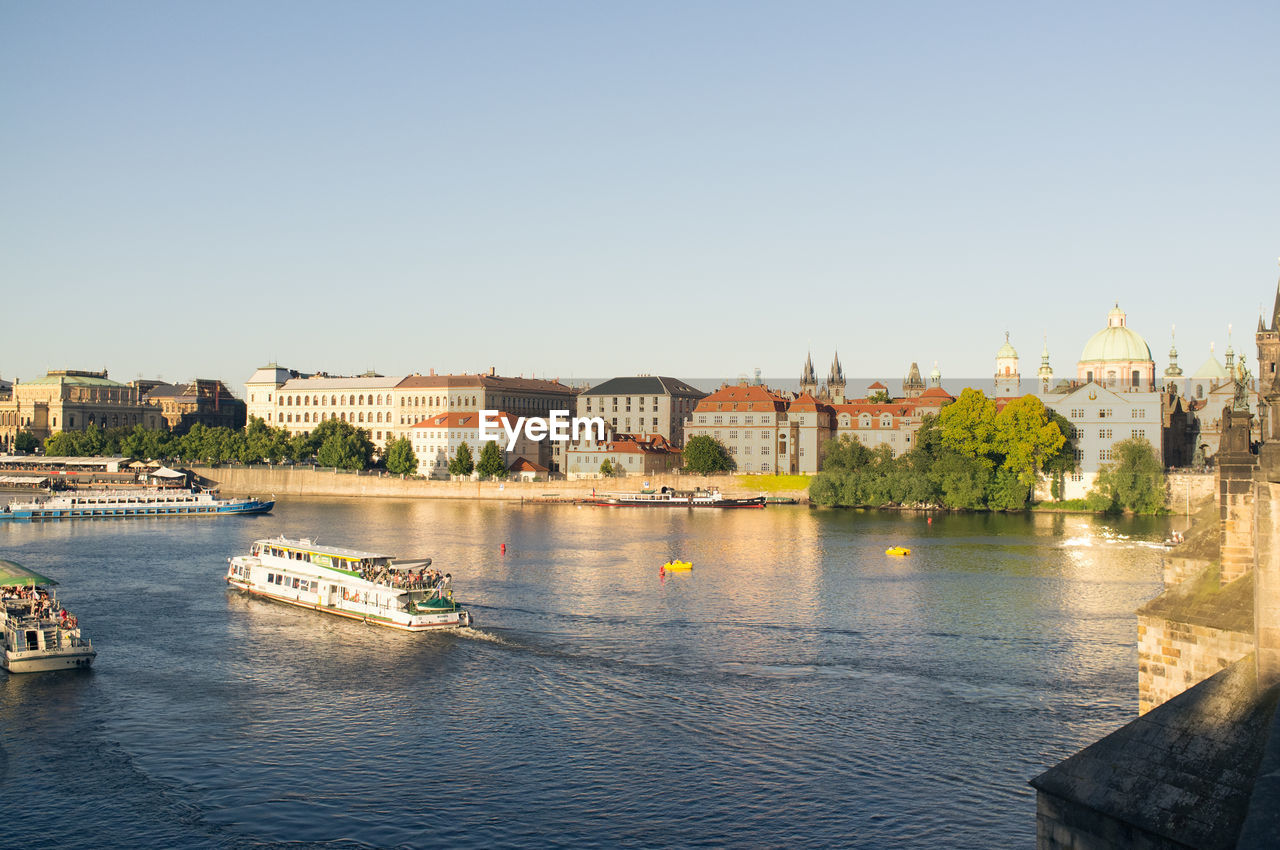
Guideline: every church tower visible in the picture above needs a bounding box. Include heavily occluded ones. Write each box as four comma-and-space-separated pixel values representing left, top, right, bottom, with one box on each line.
827, 351, 846, 404
1164, 325, 1184, 393
994, 332, 1021, 396
903, 362, 925, 398
801, 352, 818, 397
929, 362, 942, 389
1037, 339, 1054, 394
1257, 268, 1280, 441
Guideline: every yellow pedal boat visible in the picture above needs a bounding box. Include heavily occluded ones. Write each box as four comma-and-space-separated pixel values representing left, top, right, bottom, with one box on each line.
885, 547, 911, 557
662, 560, 693, 572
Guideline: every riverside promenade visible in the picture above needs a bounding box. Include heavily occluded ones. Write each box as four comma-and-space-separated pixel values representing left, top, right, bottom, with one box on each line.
189, 464, 809, 503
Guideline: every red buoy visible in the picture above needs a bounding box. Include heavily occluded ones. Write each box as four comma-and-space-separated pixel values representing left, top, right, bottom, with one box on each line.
501, 543, 506, 554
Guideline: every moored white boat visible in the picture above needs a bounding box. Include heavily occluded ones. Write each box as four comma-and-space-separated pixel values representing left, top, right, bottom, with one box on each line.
1, 559, 96, 673
591, 487, 766, 508
226, 536, 472, 631
0, 487, 273, 521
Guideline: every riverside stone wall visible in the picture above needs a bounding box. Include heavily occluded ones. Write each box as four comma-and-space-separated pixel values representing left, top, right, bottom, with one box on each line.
190, 465, 810, 503
1165, 471, 1216, 514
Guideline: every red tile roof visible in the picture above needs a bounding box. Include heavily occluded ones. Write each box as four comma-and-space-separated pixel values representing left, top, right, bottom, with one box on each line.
398, 373, 570, 393
693, 384, 788, 413
508, 457, 548, 473
410, 410, 519, 429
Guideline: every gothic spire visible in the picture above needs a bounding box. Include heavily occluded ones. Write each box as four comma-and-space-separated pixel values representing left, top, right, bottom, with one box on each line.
802, 352, 816, 385
1272, 263, 1280, 332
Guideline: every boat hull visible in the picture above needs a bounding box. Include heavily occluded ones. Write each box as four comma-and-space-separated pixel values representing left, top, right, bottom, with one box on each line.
2, 648, 96, 673
227, 579, 472, 631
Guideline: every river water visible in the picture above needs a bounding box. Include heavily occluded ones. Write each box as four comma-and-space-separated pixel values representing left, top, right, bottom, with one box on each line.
0, 499, 1171, 848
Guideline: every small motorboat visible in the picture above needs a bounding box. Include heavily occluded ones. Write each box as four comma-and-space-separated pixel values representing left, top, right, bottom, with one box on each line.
885, 547, 911, 557
661, 560, 693, 572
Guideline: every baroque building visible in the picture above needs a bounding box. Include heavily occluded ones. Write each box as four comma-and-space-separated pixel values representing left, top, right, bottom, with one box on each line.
0, 369, 164, 451
142, 379, 246, 433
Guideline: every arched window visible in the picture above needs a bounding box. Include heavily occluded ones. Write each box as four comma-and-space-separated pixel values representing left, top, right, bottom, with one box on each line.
881, 414, 892, 427
377, 395, 383, 405
330, 396, 336, 405
1196, 384, 1204, 398
376, 412, 383, 422
859, 414, 871, 428
287, 396, 293, 406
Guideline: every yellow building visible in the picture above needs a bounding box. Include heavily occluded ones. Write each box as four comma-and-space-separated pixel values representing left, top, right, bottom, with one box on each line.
0, 369, 164, 451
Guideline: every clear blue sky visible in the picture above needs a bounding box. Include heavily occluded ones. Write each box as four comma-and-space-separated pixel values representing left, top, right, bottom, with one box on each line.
2, 2, 1276, 389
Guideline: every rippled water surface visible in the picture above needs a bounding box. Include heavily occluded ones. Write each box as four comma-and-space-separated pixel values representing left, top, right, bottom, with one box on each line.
0, 499, 1171, 848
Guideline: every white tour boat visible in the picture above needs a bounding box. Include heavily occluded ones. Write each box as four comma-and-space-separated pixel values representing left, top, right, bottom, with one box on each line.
226, 536, 473, 631
0, 487, 273, 521
1, 559, 96, 673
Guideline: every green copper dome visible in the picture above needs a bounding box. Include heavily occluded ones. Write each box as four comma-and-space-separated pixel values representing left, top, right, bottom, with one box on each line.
996, 332, 1017, 359
1078, 305, 1152, 364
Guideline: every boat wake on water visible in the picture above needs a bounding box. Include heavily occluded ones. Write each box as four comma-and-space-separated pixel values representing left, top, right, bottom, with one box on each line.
451, 626, 511, 645
1058, 534, 1169, 551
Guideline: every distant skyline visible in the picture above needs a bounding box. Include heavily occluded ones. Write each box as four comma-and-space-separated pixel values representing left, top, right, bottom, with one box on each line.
2, 3, 1276, 387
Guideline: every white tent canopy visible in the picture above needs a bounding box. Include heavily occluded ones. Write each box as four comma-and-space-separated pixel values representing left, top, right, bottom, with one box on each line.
148, 466, 187, 479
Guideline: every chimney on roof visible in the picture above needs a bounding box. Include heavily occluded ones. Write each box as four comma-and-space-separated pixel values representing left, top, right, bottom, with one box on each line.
489, 366, 496, 377
429, 368, 436, 376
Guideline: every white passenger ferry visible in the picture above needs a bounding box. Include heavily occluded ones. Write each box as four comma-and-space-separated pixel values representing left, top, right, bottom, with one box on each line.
226, 537, 472, 631
0, 487, 273, 521
1, 559, 96, 673
590, 487, 766, 508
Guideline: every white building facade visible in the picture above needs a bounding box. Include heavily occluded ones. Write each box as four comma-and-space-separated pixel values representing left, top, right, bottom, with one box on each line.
1042, 384, 1164, 500
409, 412, 539, 479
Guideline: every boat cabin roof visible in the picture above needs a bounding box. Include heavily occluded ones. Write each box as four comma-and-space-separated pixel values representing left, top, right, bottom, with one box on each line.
388, 559, 431, 571
255, 536, 394, 560
0, 558, 58, 586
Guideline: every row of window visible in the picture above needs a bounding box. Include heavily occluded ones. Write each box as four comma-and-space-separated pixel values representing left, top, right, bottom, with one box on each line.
267, 573, 316, 592
697, 414, 776, 425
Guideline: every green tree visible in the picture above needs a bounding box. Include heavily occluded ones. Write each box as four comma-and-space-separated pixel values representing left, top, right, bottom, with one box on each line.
317, 428, 375, 470
13, 431, 38, 452
599, 458, 616, 477
476, 440, 507, 478
1087, 437, 1165, 514
867, 389, 892, 404
44, 431, 77, 456
245, 416, 289, 464
78, 424, 105, 457
938, 388, 999, 461
384, 436, 419, 475
930, 450, 989, 510
992, 395, 1066, 507
682, 435, 736, 473
1042, 410, 1077, 501
448, 441, 475, 477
